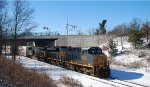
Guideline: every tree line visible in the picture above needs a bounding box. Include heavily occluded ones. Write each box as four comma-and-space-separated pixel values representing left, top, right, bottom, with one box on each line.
90, 18, 150, 49
108, 18, 150, 49
0, 0, 36, 60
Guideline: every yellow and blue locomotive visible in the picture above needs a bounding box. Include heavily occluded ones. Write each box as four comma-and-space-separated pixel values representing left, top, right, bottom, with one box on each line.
26, 46, 110, 78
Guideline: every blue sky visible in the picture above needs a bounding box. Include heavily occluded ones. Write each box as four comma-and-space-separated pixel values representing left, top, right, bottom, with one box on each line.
30, 1, 150, 35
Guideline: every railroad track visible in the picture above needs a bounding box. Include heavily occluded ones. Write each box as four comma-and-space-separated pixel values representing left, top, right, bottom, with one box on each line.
85, 76, 149, 87
108, 79, 149, 87
122, 80, 149, 87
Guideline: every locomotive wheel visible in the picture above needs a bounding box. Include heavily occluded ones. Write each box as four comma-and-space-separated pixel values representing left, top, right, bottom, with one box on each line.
105, 67, 110, 77
98, 68, 105, 78
98, 67, 110, 78
69, 64, 75, 71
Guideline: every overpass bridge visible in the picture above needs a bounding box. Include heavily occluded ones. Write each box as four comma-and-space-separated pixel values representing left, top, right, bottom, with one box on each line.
6, 36, 58, 46
3, 34, 115, 55
5, 34, 114, 47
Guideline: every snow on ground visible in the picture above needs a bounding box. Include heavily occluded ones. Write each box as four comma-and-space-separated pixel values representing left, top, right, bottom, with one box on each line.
15, 56, 150, 87
17, 57, 111, 87
109, 37, 150, 86
98, 36, 150, 86
101, 37, 150, 64
111, 65, 150, 86
114, 37, 150, 66
114, 53, 141, 64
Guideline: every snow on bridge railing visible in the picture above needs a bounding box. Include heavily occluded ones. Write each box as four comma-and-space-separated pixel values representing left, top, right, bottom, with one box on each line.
33, 32, 60, 36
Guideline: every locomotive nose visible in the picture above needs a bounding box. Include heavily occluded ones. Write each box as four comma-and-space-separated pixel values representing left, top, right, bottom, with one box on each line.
93, 54, 110, 78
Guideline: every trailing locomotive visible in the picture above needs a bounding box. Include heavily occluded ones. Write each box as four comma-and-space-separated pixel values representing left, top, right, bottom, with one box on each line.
26, 46, 110, 78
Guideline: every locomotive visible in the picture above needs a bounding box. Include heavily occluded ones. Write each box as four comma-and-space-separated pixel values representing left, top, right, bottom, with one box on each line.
26, 46, 110, 78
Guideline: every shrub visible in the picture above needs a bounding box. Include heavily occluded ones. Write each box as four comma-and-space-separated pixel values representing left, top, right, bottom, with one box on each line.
138, 51, 146, 58
146, 56, 150, 67
59, 76, 83, 87
0, 55, 56, 87
145, 68, 150, 73
126, 61, 140, 68
102, 45, 109, 51
146, 56, 150, 62
110, 58, 140, 68
108, 39, 118, 56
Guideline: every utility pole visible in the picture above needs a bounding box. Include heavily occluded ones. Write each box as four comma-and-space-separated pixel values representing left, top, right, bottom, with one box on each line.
66, 17, 77, 35
66, 17, 68, 35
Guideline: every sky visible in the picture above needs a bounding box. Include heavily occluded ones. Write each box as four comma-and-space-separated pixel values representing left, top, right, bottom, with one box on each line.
29, 1, 150, 35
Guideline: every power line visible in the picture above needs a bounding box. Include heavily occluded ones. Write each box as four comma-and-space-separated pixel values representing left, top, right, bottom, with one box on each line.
66, 17, 77, 35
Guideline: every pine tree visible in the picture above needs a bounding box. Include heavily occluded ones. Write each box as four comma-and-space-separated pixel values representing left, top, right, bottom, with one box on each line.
108, 39, 118, 56
99, 20, 107, 35
128, 26, 142, 48
128, 29, 138, 47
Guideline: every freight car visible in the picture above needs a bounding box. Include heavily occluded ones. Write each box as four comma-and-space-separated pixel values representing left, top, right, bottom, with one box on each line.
26, 46, 110, 78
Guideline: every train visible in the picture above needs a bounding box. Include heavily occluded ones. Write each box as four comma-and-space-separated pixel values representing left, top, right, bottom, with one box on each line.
26, 46, 110, 78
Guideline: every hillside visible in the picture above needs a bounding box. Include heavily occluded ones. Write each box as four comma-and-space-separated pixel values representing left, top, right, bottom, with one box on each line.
100, 37, 150, 68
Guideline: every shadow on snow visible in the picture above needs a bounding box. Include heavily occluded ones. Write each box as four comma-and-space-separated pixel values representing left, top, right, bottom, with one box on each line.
110, 69, 144, 80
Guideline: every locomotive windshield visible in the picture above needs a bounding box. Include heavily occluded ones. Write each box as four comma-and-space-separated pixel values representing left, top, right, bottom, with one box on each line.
46, 47, 59, 52
69, 47, 81, 52
88, 47, 102, 55
61, 46, 69, 52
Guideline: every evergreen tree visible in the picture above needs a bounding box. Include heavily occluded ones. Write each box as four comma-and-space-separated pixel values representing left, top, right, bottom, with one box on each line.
99, 20, 107, 34
128, 29, 138, 47
128, 24, 142, 48
94, 20, 107, 35
108, 39, 118, 56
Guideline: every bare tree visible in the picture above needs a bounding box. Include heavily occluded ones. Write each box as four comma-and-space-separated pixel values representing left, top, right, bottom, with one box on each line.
0, 0, 8, 55
108, 23, 129, 36
11, 0, 35, 60
141, 21, 150, 42
87, 28, 97, 35
76, 30, 85, 35
107, 23, 129, 52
